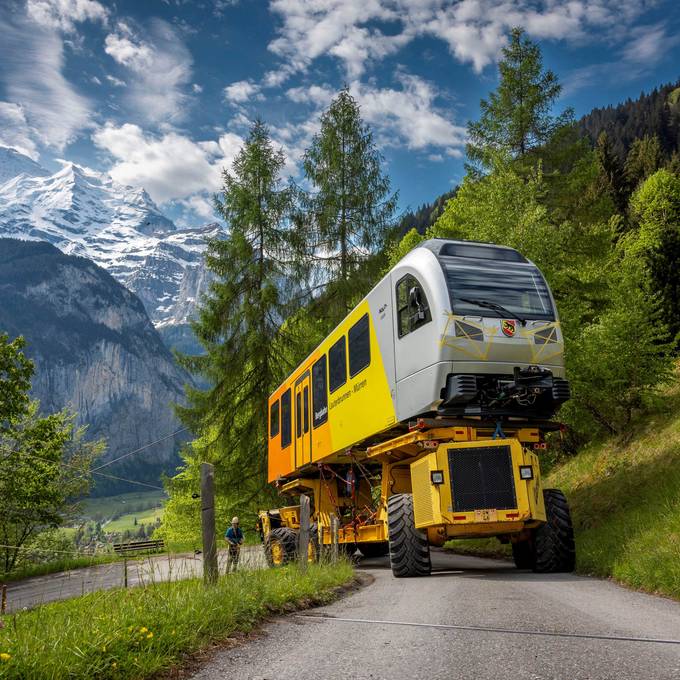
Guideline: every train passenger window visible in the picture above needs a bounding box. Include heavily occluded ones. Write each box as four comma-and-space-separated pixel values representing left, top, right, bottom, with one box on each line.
329, 336, 347, 392
349, 313, 370, 377
281, 389, 292, 448
296, 390, 302, 438
312, 355, 328, 427
269, 400, 279, 438
396, 275, 432, 338
303, 386, 309, 433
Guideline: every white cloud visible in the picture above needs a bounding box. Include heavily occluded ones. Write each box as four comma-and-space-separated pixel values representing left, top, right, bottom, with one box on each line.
26, 0, 108, 33
105, 74, 126, 87
91, 75, 102, 85
192, 83, 203, 93
0, 102, 40, 160
179, 194, 216, 220
92, 122, 243, 204
223, 80, 262, 103
104, 19, 193, 123
267, 0, 656, 80
284, 75, 466, 158
0, 10, 92, 151
623, 23, 679, 65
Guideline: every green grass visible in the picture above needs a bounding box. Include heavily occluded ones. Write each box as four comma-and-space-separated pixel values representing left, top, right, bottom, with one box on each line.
1, 554, 122, 583
104, 505, 164, 534
0, 562, 353, 679
83, 491, 167, 523
445, 388, 680, 599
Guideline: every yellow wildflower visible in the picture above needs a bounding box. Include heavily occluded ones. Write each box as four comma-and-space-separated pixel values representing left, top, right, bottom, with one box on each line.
139, 627, 148, 634
146, 632, 153, 639
0, 653, 10, 662
112, 662, 117, 669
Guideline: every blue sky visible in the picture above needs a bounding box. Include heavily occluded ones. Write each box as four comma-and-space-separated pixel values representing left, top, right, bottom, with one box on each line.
1, 0, 679, 227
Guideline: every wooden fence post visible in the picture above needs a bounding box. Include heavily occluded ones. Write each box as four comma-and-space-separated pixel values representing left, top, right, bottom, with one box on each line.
298, 494, 310, 572
201, 462, 218, 585
330, 513, 339, 562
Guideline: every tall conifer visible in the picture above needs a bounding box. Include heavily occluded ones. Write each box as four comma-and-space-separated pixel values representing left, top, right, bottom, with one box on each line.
467, 28, 572, 172
303, 88, 397, 323
176, 120, 297, 498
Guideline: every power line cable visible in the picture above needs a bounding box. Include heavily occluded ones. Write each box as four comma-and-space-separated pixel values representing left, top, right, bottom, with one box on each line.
90, 427, 189, 472
10, 449, 165, 491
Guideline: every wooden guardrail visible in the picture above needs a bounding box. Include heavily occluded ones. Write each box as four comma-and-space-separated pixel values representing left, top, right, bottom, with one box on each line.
112, 539, 164, 554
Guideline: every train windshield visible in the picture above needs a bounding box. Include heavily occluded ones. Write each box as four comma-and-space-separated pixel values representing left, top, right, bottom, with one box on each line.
443, 258, 555, 321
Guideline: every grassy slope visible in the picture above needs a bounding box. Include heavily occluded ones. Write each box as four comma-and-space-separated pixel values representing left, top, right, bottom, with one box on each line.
0, 562, 353, 679
446, 389, 680, 599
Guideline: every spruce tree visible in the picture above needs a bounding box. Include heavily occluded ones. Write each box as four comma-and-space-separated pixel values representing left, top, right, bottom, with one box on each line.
595, 131, 628, 214
303, 88, 397, 323
176, 120, 297, 501
467, 27, 572, 172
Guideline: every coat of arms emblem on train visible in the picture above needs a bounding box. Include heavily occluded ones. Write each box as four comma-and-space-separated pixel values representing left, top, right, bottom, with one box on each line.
501, 319, 516, 337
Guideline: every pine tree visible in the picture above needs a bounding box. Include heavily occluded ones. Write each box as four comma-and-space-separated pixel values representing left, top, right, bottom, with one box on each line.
303, 88, 397, 322
176, 120, 298, 501
625, 135, 663, 191
466, 27, 572, 172
595, 131, 628, 214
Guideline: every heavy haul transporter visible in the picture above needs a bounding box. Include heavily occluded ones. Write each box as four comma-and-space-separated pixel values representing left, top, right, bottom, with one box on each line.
258, 239, 575, 576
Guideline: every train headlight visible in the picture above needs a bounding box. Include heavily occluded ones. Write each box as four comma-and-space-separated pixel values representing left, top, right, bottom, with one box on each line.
519, 465, 534, 480
430, 470, 445, 485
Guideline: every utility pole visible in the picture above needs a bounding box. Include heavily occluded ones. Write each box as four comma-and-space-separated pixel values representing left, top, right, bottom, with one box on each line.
298, 494, 310, 572
201, 462, 218, 585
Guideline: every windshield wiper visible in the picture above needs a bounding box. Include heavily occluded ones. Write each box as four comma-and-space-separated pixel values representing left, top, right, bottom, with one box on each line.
457, 297, 527, 326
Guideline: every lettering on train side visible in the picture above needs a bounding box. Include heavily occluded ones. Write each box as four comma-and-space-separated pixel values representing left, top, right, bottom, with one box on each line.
329, 378, 369, 410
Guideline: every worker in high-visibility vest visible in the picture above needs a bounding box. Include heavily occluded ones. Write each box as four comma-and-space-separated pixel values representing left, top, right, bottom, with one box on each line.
225, 516, 244, 572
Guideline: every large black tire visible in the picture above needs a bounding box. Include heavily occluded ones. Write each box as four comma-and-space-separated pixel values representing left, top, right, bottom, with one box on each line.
388, 494, 431, 577
264, 527, 297, 567
358, 541, 390, 558
511, 539, 534, 569
533, 489, 576, 573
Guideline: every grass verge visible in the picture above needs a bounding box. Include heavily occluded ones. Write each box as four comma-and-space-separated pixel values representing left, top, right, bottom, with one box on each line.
0, 562, 353, 679
1, 554, 121, 583
445, 391, 680, 600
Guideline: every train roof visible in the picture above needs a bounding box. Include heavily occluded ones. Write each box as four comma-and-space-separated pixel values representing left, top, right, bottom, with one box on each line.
418, 239, 528, 264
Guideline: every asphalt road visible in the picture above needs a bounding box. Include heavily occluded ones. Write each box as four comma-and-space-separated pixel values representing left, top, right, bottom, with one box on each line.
191, 550, 680, 680
3, 546, 265, 613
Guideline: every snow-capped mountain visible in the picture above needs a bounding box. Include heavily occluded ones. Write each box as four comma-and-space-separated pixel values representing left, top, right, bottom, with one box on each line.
0, 146, 221, 339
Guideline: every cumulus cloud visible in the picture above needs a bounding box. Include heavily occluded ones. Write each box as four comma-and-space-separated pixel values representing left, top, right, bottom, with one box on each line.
92, 122, 243, 204
0, 102, 40, 160
223, 80, 263, 103
26, 0, 108, 33
104, 19, 193, 123
0, 9, 92, 151
267, 0, 656, 81
284, 75, 466, 159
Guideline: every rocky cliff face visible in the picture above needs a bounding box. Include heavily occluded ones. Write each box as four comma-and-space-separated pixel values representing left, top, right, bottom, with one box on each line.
0, 239, 190, 493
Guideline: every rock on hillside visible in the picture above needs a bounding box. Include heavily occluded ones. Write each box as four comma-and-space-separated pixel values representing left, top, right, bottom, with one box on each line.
0, 238, 190, 492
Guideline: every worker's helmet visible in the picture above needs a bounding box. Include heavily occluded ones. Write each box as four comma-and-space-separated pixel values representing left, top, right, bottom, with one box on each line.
231, 516, 239, 524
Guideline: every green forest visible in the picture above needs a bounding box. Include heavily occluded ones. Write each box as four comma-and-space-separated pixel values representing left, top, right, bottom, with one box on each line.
160, 28, 680, 543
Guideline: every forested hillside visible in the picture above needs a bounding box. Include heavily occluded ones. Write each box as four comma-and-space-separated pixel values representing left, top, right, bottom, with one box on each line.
579, 80, 680, 160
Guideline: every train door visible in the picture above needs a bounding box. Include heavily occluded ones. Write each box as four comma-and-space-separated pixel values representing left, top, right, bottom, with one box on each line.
294, 372, 312, 468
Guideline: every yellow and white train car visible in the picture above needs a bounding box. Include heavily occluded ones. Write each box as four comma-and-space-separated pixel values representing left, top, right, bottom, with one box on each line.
261, 239, 575, 576
267, 238, 569, 483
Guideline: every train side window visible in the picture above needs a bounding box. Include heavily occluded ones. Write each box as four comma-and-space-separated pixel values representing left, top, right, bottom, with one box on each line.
296, 390, 302, 438
348, 313, 370, 377
303, 386, 309, 433
281, 389, 292, 448
269, 400, 280, 438
329, 336, 347, 392
396, 275, 431, 338
312, 355, 328, 427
